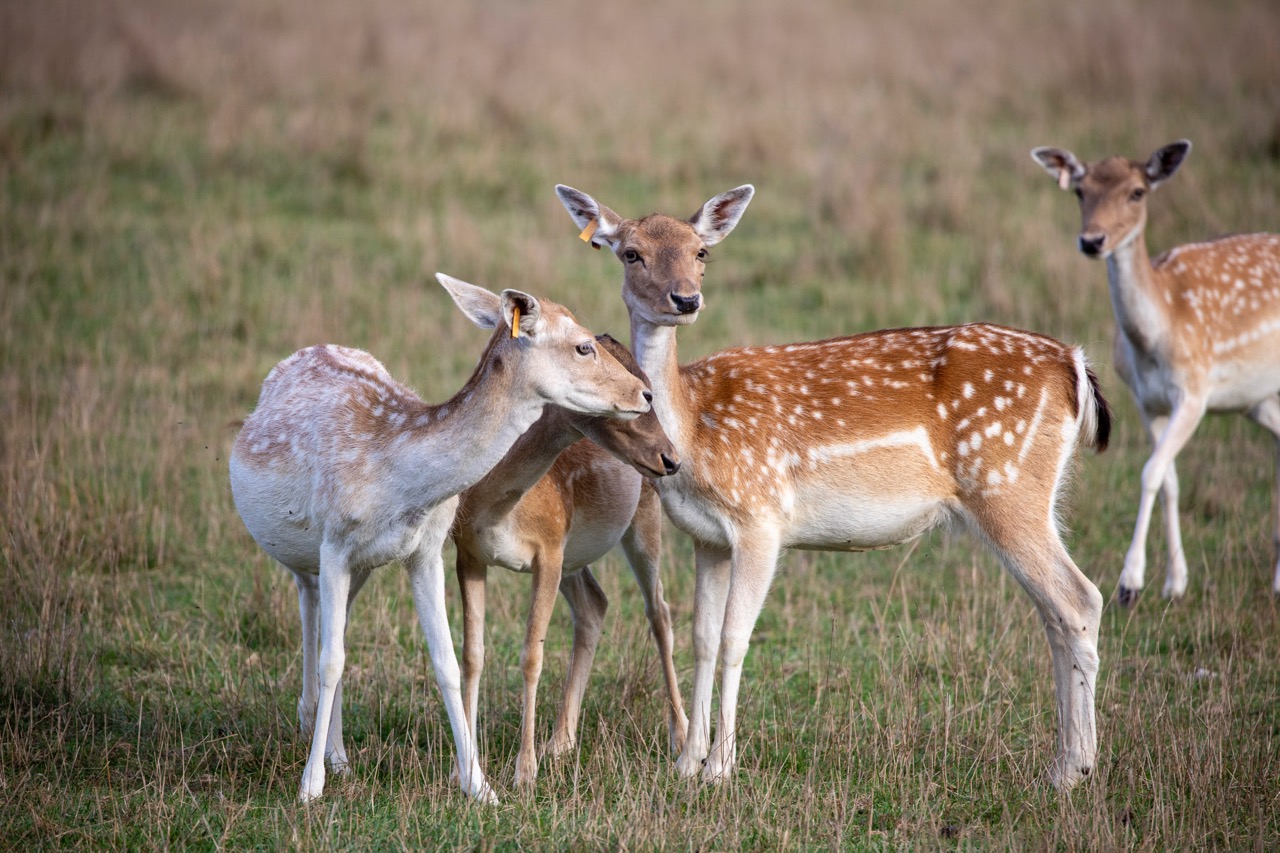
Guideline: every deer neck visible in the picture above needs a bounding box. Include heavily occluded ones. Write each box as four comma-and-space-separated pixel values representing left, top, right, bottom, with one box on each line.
630, 316, 694, 451
409, 346, 552, 505
1105, 228, 1171, 355
458, 409, 580, 521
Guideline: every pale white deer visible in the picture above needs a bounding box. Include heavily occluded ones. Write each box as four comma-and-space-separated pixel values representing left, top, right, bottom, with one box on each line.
228, 274, 651, 804
556, 184, 1113, 790
452, 334, 687, 787
1032, 140, 1280, 604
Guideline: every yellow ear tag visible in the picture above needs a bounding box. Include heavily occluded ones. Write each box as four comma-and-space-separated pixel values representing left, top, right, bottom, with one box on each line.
1058, 168, 1072, 190
511, 305, 521, 339
579, 219, 599, 243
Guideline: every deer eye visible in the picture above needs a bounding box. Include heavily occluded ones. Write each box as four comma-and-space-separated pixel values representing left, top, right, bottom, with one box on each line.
697, 248, 708, 260
575, 341, 595, 357
622, 249, 640, 263
1129, 187, 1146, 202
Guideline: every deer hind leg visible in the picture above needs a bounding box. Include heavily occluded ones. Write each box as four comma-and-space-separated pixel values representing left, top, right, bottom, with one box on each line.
1119, 402, 1204, 605
676, 542, 732, 779
619, 484, 688, 755
292, 570, 320, 739
298, 543, 353, 802
323, 566, 372, 775
404, 519, 496, 805
1246, 395, 1280, 594
545, 567, 608, 759
974, 498, 1103, 791
455, 549, 488, 770
513, 550, 564, 788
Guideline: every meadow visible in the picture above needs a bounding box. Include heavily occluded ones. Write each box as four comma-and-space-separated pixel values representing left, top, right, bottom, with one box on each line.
2, 0, 1279, 847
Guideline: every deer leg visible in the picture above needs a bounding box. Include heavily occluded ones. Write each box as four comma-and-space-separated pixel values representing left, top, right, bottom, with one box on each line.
702, 532, 782, 783
978, 506, 1102, 790
619, 484, 688, 755
1246, 395, 1280, 594
1119, 401, 1205, 605
404, 519, 496, 805
293, 570, 320, 739
546, 568, 607, 759
298, 542, 352, 802
1137, 414, 1190, 601
322, 566, 372, 775
676, 542, 732, 779
514, 549, 563, 788
455, 548, 488, 769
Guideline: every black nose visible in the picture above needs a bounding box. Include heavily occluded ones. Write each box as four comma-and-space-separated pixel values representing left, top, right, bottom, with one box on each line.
671, 293, 701, 314
1078, 234, 1105, 257
661, 454, 680, 475
643, 390, 653, 404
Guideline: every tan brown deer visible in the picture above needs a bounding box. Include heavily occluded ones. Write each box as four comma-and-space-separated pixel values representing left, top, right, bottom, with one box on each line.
229, 274, 651, 804
451, 334, 688, 788
1032, 140, 1280, 604
556, 184, 1112, 790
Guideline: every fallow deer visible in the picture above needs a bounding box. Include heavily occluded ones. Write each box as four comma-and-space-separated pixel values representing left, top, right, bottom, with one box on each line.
228, 274, 651, 804
451, 334, 687, 788
556, 184, 1112, 790
1032, 140, 1280, 604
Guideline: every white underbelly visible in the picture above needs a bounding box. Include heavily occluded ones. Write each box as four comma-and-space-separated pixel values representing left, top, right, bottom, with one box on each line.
784, 485, 947, 551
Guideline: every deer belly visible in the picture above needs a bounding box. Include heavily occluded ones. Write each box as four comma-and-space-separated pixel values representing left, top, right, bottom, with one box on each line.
783, 459, 948, 551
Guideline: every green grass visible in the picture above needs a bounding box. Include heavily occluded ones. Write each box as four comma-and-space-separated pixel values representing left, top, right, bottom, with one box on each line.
3, 0, 1280, 848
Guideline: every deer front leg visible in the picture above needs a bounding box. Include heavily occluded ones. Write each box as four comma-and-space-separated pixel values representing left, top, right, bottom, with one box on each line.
702, 533, 781, 783
514, 549, 564, 788
676, 542, 732, 779
1246, 396, 1280, 594
619, 485, 688, 756
546, 568, 608, 759
405, 533, 496, 805
1118, 401, 1204, 605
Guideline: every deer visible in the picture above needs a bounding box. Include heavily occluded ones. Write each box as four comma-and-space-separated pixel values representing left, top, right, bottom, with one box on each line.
1031, 140, 1280, 605
555, 183, 1113, 790
451, 334, 688, 788
228, 274, 652, 805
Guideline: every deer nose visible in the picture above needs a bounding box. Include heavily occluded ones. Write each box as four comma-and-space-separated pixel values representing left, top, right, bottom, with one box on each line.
1078, 233, 1105, 258
643, 390, 653, 405
661, 453, 680, 476
671, 293, 701, 314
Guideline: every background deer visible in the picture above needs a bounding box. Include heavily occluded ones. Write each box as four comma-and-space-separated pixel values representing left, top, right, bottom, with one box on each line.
1031, 141, 1280, 604
228, 274, 651, 804
556, 184, 1112, 790
451, 334, 687, 788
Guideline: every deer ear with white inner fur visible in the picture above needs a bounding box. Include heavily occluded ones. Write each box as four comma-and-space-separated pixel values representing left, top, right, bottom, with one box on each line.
1145, 139, 1192, 188
501, 289, 542, 338
689, 185, 754, 246
555, 185, 623, 249
437, 273, 503, 330
1030, 147, 1086, 191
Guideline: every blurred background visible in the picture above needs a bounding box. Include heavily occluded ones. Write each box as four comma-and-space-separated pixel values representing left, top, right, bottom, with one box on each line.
2, 0, 1278, 846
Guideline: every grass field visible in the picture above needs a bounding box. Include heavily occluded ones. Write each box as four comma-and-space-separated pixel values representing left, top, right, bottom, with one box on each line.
3, 0, 1279, 847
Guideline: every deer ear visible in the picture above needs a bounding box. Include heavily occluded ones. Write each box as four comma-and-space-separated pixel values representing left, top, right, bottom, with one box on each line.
555, 185, 623, 249
500, 289, 542, 337
1145, 140, 1191, 188
689, 185, 754, 246
437, 273, 503, 329
1030, 147, 1085, 190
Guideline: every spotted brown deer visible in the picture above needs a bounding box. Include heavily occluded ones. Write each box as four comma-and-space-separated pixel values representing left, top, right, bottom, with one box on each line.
229, 274, 651, 804
556, 184, 1112, 789
1032, 140, 1280, 604
451, 334, 688, 788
